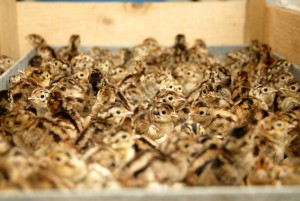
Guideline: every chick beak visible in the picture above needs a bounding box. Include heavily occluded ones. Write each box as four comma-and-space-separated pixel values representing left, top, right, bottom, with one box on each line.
28, 96, 35, 100
288, 124, 296, 131
125, 111, 134, 116
189, 111, 197, 116
178, 97, 186, 102
279, 88, 287, 92
171, 112, 178, 119
133, 134, 141, 139
65, 161, 75, 169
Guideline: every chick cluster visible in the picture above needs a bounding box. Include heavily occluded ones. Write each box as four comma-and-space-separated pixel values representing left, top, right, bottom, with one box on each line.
0, 55, 15, 76
0, 34, 300, 190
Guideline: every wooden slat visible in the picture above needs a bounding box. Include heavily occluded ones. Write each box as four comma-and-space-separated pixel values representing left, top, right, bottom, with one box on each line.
16, 2, 246, 57
0, 0, 19, 60
244, 0, 266, 43
264, 5, 300, 65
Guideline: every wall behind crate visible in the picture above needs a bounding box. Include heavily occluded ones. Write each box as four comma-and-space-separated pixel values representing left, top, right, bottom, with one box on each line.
15, 1, 246, 56
0, 0, 19, 60
1, 0, 300, 66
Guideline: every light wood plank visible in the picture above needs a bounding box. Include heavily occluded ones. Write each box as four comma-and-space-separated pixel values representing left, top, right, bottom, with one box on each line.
0, 0, 20, 60
17, 2, 246, 57
244, 0, 266, 43
264, 5, 300, 65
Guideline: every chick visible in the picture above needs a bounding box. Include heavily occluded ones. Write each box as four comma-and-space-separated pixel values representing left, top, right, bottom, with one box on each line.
188, 101, 214, 128
172, 34, 188, 63
26, 34, 57, 60
28, 88, 50, 117
249, 85, 277, 110
48, 145, 87, 183
186, 124, 254, 186
75, 102, 132, 150
8, 75, 22, 87
153, 89, 185, 109
0, 55, 15, 74
22, 67, 51, 87
230, 97, 256, 124
254, 114, 295, 162
175, 62, 203, 94
9, 78, 38, 110
46, 90, 84, 134
275, 80, 300, 111
247, 154, 278, 185
134, 102, 178, 142
0, 148, 41, 189
175, 119, 206, 139
58, 34, 81, 61
275, 90, 300, 112
77, 163, 117, 189
41, 59, 72, 83
0, 90, 12, 119
102, 124, 135, 168
2, 110, 76, 153
26, 34, 47, 48
248, 153, 300, 186
118, 133, 198, 187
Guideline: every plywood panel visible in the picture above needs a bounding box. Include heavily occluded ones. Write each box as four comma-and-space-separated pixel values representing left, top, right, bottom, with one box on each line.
264, 5, 300, 65
0, 0, 19, 60
16, 2, 246, 57
244, 0, 266, 43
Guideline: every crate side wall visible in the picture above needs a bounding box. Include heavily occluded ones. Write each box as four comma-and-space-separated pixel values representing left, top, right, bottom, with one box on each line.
264, 5, 300, 65
16, 2, 246, 57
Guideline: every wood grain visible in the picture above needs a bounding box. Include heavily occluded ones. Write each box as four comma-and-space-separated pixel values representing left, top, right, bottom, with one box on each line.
244, 0, 266, 43
16, 2, 246, 57
264, 5, 300, 65
0, 0, 19, 60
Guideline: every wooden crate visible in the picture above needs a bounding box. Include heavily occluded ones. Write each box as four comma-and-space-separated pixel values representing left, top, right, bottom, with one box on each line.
0, 1, 300, 200
1, 0, 300, 66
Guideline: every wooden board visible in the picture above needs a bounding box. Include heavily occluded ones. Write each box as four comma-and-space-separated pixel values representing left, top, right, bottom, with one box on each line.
0, 0, 19, 60
244, 0, 266, 43
16, 2, 246, 57
264, 5, 300, 66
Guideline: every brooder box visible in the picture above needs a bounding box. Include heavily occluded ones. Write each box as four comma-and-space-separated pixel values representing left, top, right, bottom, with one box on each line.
0, 0, 300, 200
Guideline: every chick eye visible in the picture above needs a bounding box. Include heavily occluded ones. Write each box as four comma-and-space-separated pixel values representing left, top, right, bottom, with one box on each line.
281, 76, 285, 80
184, 144, 190, 148
121, 134, 128, 139
40, 94, 45, 99
187, 72, 191, 76
80, 73, 84, 77
262, 87, 268, 92
199, 111, 205, 116
56, 156, 61, 161
202, 90, 207, 94
168, 96, 173, 101
276, 122, 283, 127
291, 86, 297, 91
161, 110, 166, 115
169, 85, 173, 89
54, 61, 59, 66
178, 87, 182, 91
116, 110, 121, 115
